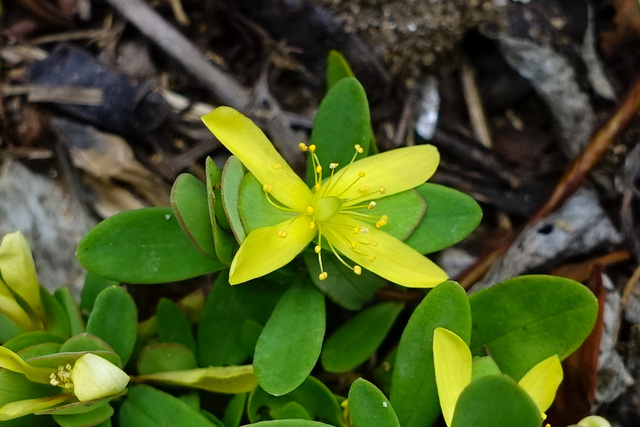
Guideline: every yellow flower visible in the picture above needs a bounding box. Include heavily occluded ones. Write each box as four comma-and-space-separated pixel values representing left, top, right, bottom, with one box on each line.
201, 107, 448, 287
0, 347, 129, 420
432, 327, 563, 426
0, 232, 45, 331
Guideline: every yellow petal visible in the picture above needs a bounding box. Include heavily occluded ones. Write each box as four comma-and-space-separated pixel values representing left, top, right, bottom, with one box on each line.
0, 276, 35, 331
71, 353, 130, 402
229, 214, 316, 284
132, 365, 256, 394
0, 347, 52, 384
517, 354, 563, 412
0, 232, 45, 320
328, 145, 439, 204
202, 107, 313, 212
323, 215, 447, 288
576, 415, 612, 427
433, 327, 472, 427
0, 394, 70, 421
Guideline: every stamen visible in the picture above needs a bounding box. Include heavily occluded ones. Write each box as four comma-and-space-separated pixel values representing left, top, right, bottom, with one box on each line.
309, 222, 316, 229
299, 143, 309, 152
358, 171, 365, 177
354, 265, 362, 275
376, 215, 389, 228
316, 165, 323, 174
350, 241, 357, 249
358, 186, 369, 193
329, 163, 339, 169
379, 186, 386, 194
355, 144, 364, 154
273, 163, 282, 169
307, 206, 314, 214
319, 272, 328, 280
277, 230, 288, 238
315, 245, 321, 253
370, 254, 377, 261
368, 201, 376, 209
263, 184, 272, 193
50, 364, 74, 390
308, 145, 316, 153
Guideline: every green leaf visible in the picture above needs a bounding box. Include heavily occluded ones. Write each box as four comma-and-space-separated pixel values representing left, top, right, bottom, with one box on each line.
0, 369, 60, 405
469, 275, 598, 380
40, 288, 70, 339
390, 281, 471, 427
308, 78, 371, 183
86, 286, 137, 365
4, 331, 64, 352
133, 365, 256, 394
242, 421, 335, 427
247, 376, 345, 426
206, 157, 235, 265
222, 393, 247, 427
77, 207, 225, 284
326, 50, 354, 90
321, 303, 403, 372
119, 385, 216, 427
17, 342, 61, 360
79, 273, 118, 313
197, 271, 289, 366
254, 283, 326, 396
238, 173, 297, 233
156, 298, 196, 354
451, 376, 540, 427
137, 343, 198, 375
52, 404, 114, 427
303, 252, 382, 311
54, 287, 85, 336
352, 190, 426, 241
171, 173, 217, 259
272, 401, 311, 420
0, 311, 25, 344
221, 156, 247, 243
405, 183, 483, 254
348, 378, 400, 427
59, 333, 121, 367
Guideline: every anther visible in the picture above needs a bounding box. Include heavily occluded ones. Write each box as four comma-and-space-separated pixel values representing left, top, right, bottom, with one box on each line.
358, 186, 369, 193
358, 171, 366, 177
379, 186, 386, 194
314, 183, 321, 191
309, 222, 316, 229
355, 144, 364, 154
329, 163, 339, 169
319, 272, 328, 281
353, 227, 360, 234
315, 245, 322, 253
316, 165, 323, 174
350, 241, 357, 249
354, 265, 362, 275
368, 201, 376, 209
370, 240, 378, 247
307, 206, 314, 214
360, 227, 369, 233
273, 163, 282, 169
277, 230, 288, 238
370, 254, 377, 261
263, 184, 272, 193
308, 144, 316, 153
299, 143, 308, 152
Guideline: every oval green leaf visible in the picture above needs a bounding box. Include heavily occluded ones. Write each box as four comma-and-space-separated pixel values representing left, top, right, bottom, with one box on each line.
321, 302, 403, 372
41, 288, 70, 339
86, 286, 137, 365
80, 272, 118, 313
197, 272, 289, 366
326, 50, 355, 90
390, 281, 471, 427
52, 404, 114, 427
4, 331, 64, 352
76, 207, 225, 284
54, 287, 85, 337
247, 376, 345, 426
451, 376, 540, 427
137, 343, 198, 375
221, 156, 247, 243
469, 275, 598, 380
156, 298, 196, 354
308, 78, 371, 183
119, 385, 216, 427
171, 173, 217, 259
405, 183, 483, 254
348, 378, 400, 427
254, 283, 326, 396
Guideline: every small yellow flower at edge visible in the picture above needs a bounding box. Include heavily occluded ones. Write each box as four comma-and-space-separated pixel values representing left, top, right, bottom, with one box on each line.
0, 347, 129, 420
432, 327, 563, 426
201, 107, 448, 288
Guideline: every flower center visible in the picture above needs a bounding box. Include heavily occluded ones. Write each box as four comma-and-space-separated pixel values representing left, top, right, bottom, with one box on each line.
312, 196, 342, 222
50, 364, 74, 391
